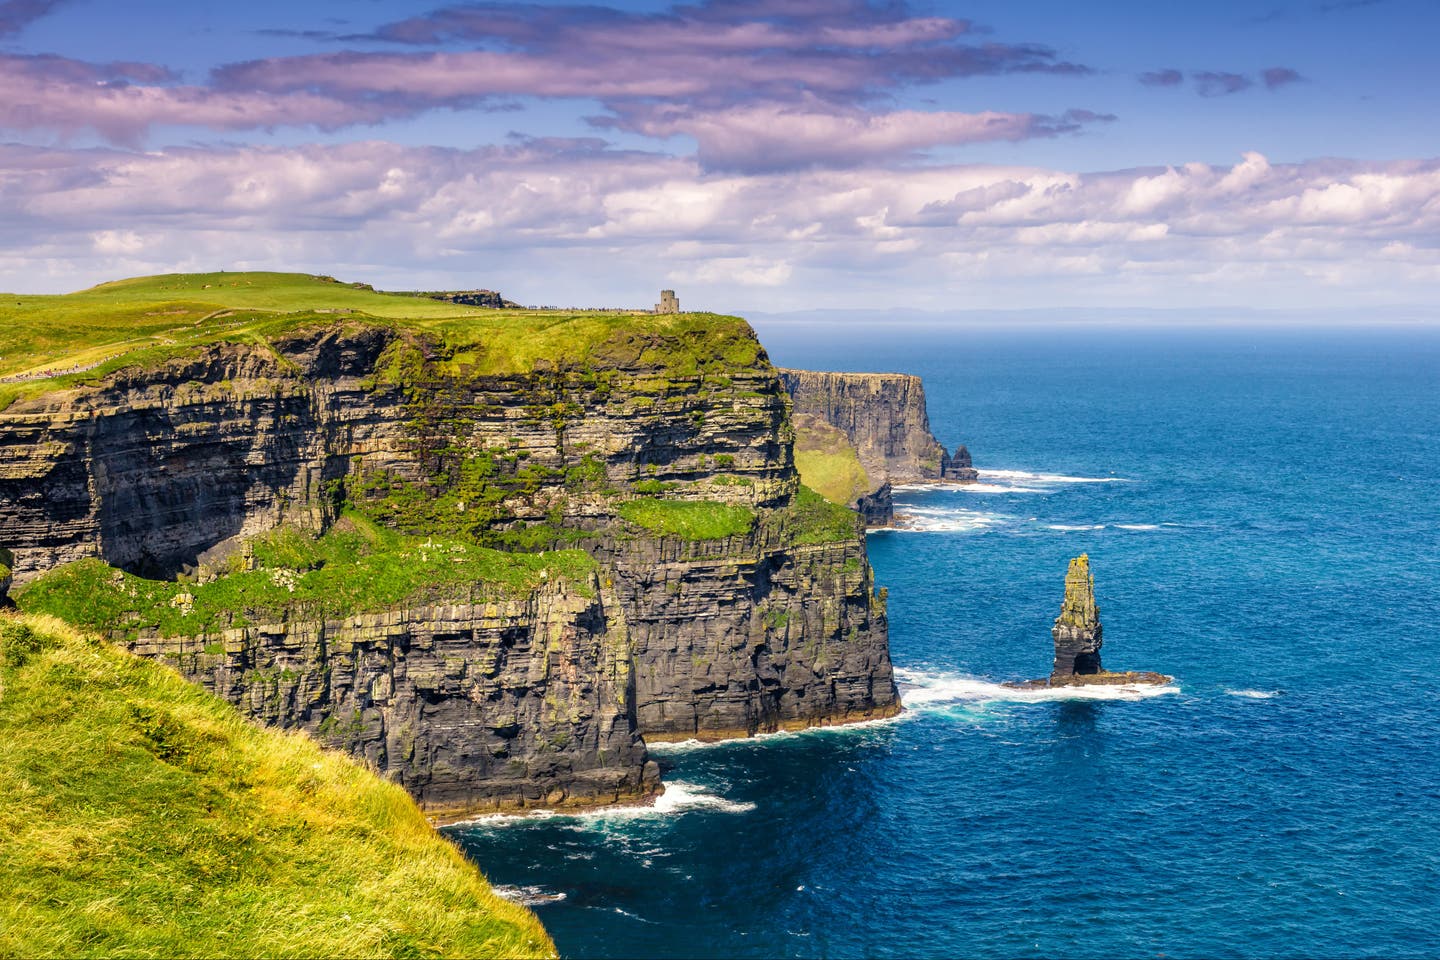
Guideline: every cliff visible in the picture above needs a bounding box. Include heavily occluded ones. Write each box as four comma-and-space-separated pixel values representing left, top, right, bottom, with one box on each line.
0, 274, 898, 817
0, 613, 554, 958
778, 369, 946, 484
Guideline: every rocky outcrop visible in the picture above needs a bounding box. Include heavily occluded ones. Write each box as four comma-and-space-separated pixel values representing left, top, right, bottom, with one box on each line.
1009, 554, 1171, 689
854, 483, 893, 527
423, 289, 520, 309
1, 320, 898, 815
778, 369, 946, 484
1052, 554, 1103, 679
0, 546, 11, 605
940, 444, 979, 482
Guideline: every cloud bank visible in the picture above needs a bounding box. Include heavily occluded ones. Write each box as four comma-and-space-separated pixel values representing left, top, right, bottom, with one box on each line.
2, 143, 1434, 308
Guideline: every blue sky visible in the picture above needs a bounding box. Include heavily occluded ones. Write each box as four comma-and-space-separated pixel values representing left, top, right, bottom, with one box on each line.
2, 0, 1437, 314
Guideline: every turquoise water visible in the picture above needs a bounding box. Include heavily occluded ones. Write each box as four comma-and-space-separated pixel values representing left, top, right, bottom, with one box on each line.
449, 325, 1440, 958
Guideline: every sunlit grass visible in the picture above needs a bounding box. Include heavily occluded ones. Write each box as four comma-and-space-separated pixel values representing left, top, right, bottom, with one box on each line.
0, 271, 762, 411
0, 612, 555, 959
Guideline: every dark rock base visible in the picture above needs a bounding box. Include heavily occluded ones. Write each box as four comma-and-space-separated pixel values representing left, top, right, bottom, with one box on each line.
1005, 670, 1174, 690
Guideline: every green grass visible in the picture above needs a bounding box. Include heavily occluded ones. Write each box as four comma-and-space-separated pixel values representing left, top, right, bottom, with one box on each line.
771, 485, 862, 545
615, 498, 757, 541
791, 414, 870, 505
0, 613, 554, 959
16, 514, 595, 640
0, 271, 763, 410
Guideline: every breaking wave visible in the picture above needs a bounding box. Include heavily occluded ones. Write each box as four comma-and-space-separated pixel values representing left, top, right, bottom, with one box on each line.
980, 468, 1128, 485
895, 667, 1179, 705
1226, 688, 1282, 699
887, 505, 1010, 533
492, 884, 568, 907
448, 781, 754, 829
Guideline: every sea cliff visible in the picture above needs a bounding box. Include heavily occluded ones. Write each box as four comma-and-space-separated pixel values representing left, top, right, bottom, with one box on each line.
0, 275, 898, 817
777, 368, 946, 484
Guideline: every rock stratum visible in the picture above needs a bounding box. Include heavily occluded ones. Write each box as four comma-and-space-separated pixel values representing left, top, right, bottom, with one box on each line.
0, 277, 899, 818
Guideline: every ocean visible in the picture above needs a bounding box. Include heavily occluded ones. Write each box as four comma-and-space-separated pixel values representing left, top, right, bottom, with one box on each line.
448, 323, 1440, 958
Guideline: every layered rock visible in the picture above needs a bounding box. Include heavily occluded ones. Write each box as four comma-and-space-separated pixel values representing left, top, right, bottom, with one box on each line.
1051, 554, 1103, 679
777, 369, 946, 484
2, 319, 898, 815
130, 577, 656, 818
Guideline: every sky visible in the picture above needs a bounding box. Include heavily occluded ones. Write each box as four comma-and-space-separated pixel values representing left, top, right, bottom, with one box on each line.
2, 0, 1438, 315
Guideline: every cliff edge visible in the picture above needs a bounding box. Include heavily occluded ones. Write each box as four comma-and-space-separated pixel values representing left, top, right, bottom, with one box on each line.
0, 272, 899, 818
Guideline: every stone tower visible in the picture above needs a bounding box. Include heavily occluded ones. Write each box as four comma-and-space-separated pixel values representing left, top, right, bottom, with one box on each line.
1051, 554, 1103, 679
654, 290, 679, 314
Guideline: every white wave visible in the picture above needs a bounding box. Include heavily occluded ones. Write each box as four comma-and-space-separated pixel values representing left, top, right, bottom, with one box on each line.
611, 906, 659, 924
492, 884, 568, 907
649, 711, 905, 755
1226, 688, 1282, 699
649, 781, 756, 815
942, 482, 1052, 494
1115, 523, 1160, 531
981, 468, 1128, 485
888, 506, 1009, 533
895, 667, 1179, 704
446, 781, 754, 828
1046, 523, 1105, 531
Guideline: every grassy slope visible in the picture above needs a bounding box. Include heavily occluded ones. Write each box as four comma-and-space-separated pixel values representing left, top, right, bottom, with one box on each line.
790, 413, 870, 505
16, 513, 596, 640
0, 272, 760, 409
616, 498, 757, 540
0, 613, 554, 960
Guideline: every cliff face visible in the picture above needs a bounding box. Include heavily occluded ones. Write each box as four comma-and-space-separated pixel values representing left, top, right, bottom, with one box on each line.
777, 369, 946, 484
127, 579, 654, 818
2, 321, 897, 815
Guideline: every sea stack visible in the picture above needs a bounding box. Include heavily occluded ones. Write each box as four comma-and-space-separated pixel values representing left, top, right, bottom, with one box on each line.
939, 445, 979, 482
1009, 554, 1172, 688
1051, 553, 1102, 680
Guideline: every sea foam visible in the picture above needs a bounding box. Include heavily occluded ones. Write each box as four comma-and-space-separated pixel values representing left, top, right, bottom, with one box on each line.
980, 468, 1128, 485
887, 505, 1010, 533
895, 667, 1179, 704
492, 884, 568, 907
1225, 688, 1282, 699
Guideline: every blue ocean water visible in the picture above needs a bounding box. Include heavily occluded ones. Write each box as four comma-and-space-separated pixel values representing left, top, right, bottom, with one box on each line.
449, 324, 1440, 959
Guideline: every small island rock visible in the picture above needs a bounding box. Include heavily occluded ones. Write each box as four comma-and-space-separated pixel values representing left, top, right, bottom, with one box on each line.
1010, 554, 1171, 688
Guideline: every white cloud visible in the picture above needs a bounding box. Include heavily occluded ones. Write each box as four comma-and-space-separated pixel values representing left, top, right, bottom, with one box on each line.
1, 145, 1437, 311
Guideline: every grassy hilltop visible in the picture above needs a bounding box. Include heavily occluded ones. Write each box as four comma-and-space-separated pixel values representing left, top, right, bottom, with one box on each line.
0, 271, 760, 410
0, 613, 554, 959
